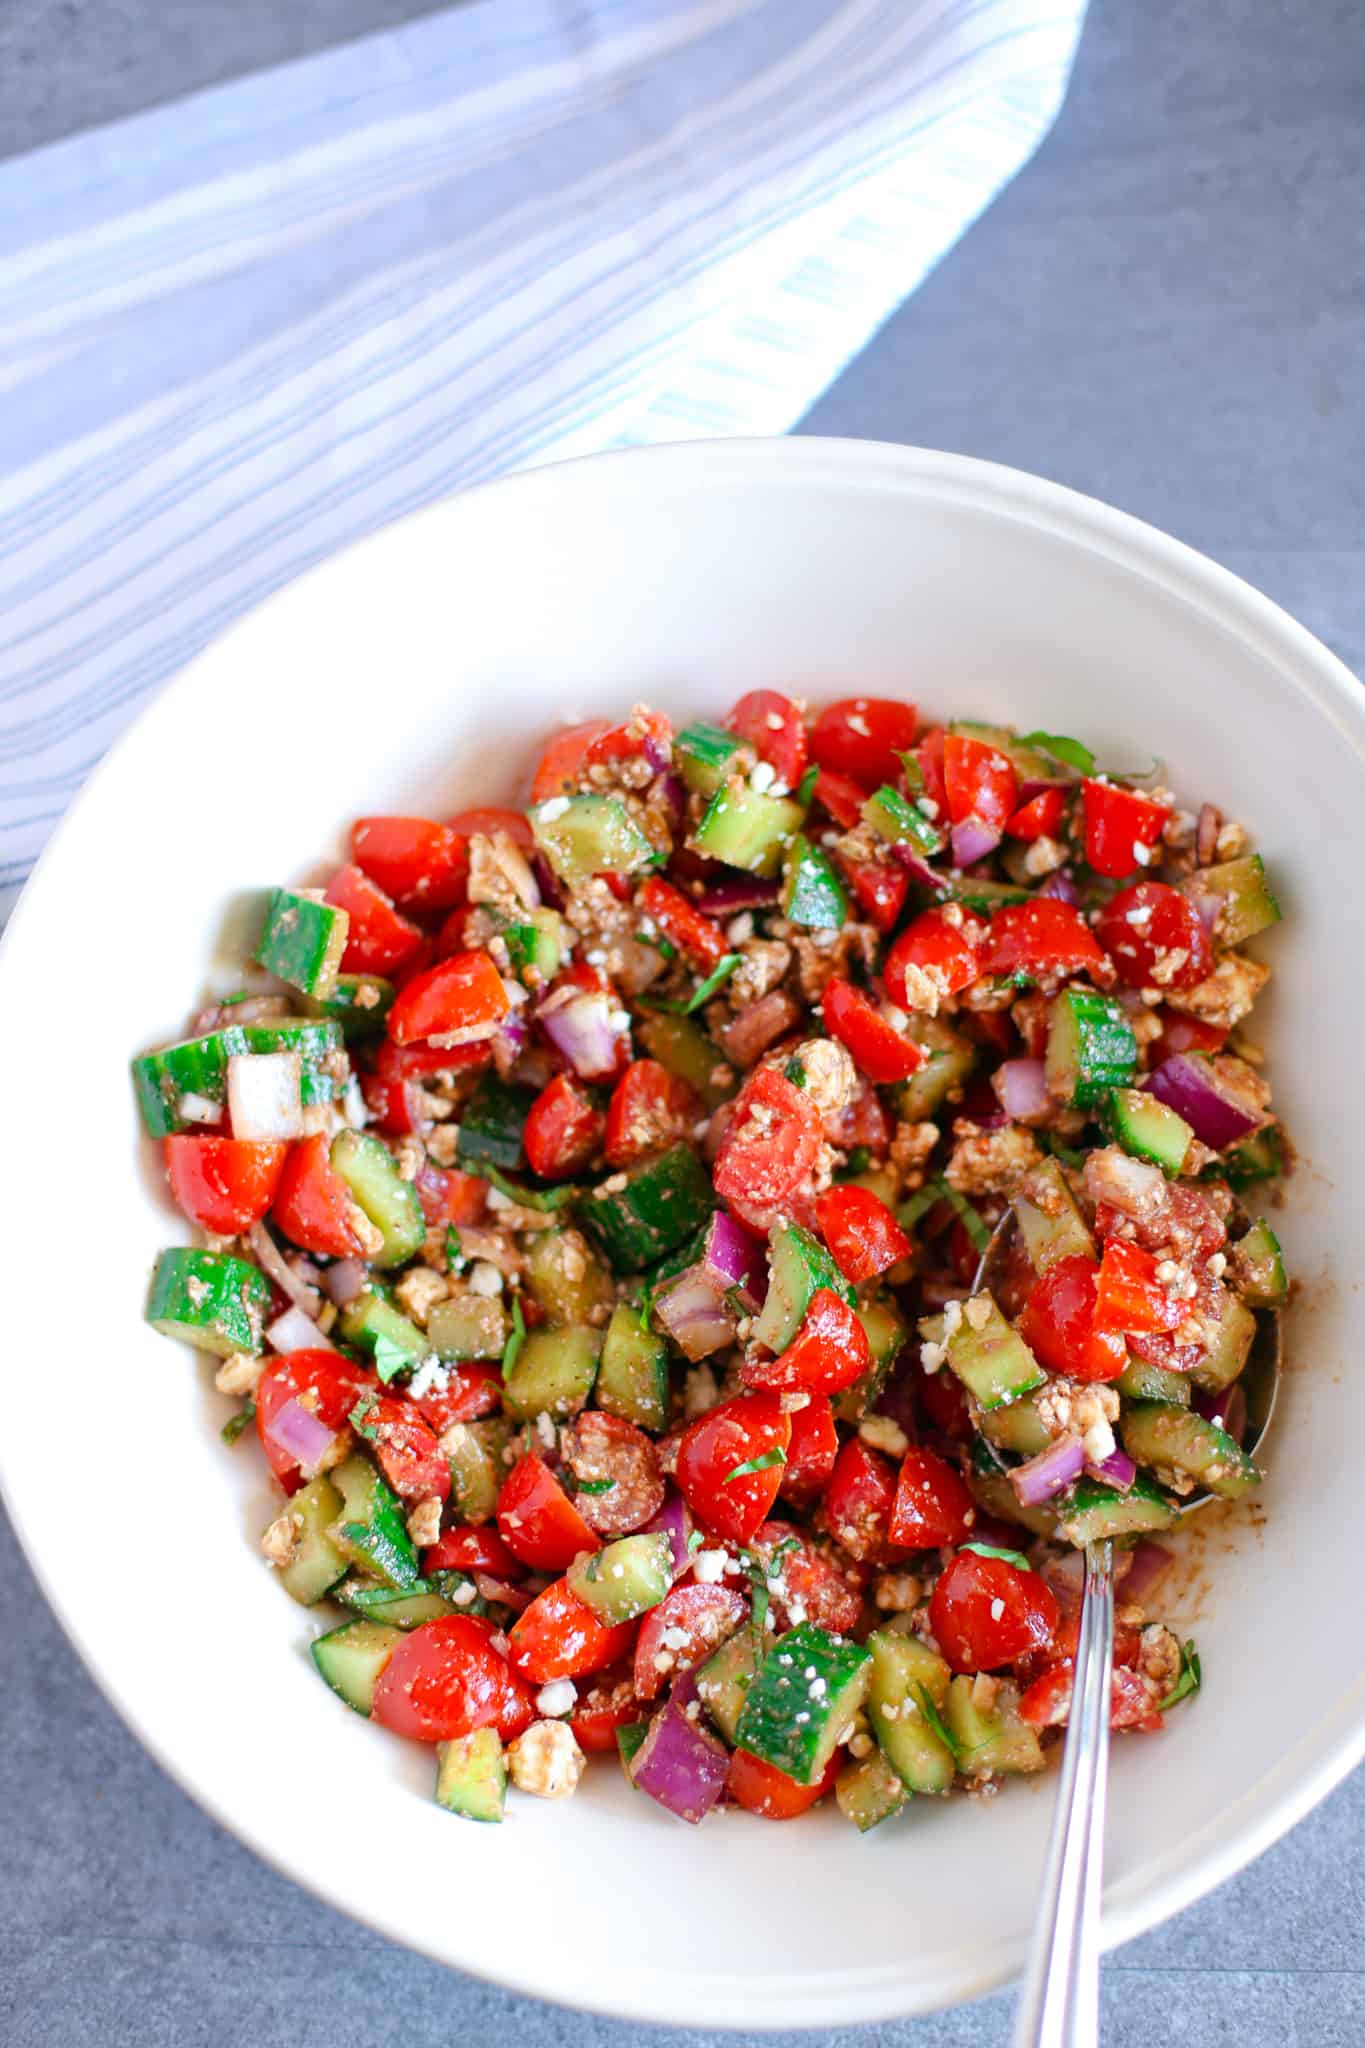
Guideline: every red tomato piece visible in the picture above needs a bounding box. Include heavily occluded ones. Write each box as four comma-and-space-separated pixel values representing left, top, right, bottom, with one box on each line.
529, 720, 612, 804
742, 1288, 870, 1396
371, 1614, 534, 1743
810, 696, 918, 790
358, 1062, 422, 1136
979, 899, 1109, 982
603, 1059, 700, 1170
712, 1067, 822, 1233
674, 1392, 792, 1545
914, 727, 948, 814
271, 1133, 366, 1259
1017, 1254, 1127, 1383
638, 875, 729, 972
753, 1522, 863, 1634
778, 1395, 839, 1506
1093, 880, 1213, 991
633, 1582, 748, 1700
523, 1072, 605, 1180
727, 1747, 841, 1817
325, 864, 426, 976
164, 1135, 286, 1234
815, 1185, 911, 1284
1019, 1655, 1162, 1733
929, 1550, 1059, 1673
582, 708, 672, 772
558, 1412, 665, 1535
387, 948, 509, 1049
255, 1350, 364, 1489
1150, 1006, 1226, 1064
412, 1162, 487, 1228
422, 1525, 525, 1578
365, 1396, 450, 1503
885, 905, 983, 1007
1093, 1238, 1185, 1336
821, 976, 924, 1084
943, 733, 1018, 831
887, 1446, 974, 1548
811, 768, 869, 830
1006, 786, 1067, 841
446, 806, 535, 848
821, 1075, 891, 1157
570, 1667, 643, 1752
727, 689, 808, 789
1081, 779, 1172, 879
351, 817, 470, 911
916, 1354, 973, 1440
815, 1438, 899, 1563
508, 1579, 636, 1684
836, 851, 909, 933
496, 1454, 602, 1571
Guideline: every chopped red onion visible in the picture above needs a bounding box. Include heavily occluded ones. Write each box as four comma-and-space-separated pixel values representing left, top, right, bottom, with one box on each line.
644, 1492, 695, 1577
248, 1221, 324, 1318
992, 1058, 1049, 1123
536, 984, 627, 1082
702, 1211, 764, 1303
1039, 1547, 1086, 1614
629, 1701, 730, 1823
1195, 1383, 1247, 1442
1121, 1538, 1175, 1605
1195, 802, 1221, 867
642, 731, 673, 777
695, 874, 781, 915
530, 853, 566, 912
320, 1257, 370, 1306
492, 1008, 529, 1078
266, 1305, 334, 1354
720, 990, 801, 1067
262, 1396, 336, 1472
651, 771, 687, 832
951, 816, 1003, 868
890, 843, 946, 893
1085, 1447, 1136, 1492
1018, 772, 1075, 802
1147, 1054, 1264, 1152
1010, 1432, 1086, 1506
1039, 869, 1080, 904
654, 1214, 763, 1360
473, 1574, 534, 1613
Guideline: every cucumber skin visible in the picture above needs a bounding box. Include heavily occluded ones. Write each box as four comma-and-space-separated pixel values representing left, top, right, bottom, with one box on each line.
146, 1247, 271, 1356
568, 1533, 674, 1624
1186, 854, 1281, 946
940, 1295, 1046, 1411
862, 784, 942, 858
734, 1624, 873, 1785
752, 1222, 854, 1353
311, 1619, 402, 1716
330, 1130, 425, 1270
533, 794, 655, 886
675, 722, 746, 797
456, 1075, 534, 1172
436, 1729, 506, 1822
781, 836, 848, 929
317, 974, 395, 1043
867, 1630, 955, 1795
1118, 1400, 1260, 1499
693, 783, 805, 878
501, 1325, 601, 1421
331, 1454, 420, 1589
256, 888, 348, 999
597, 1303, 671, 1431
578, 1142, 715, 1273
1046, 989, 1137, 1109
133, 1021, 345, 1136
1058, 1472, 1179, 1544
1106, 1087, 1193, 1173
1232, 1219, 1287, 1306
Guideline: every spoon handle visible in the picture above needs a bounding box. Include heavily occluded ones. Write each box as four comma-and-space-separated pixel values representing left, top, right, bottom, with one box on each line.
1011, 1540, 1115, 2048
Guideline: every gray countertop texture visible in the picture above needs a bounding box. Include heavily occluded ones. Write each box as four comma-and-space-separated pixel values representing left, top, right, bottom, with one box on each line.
2, 1, 1362, 2043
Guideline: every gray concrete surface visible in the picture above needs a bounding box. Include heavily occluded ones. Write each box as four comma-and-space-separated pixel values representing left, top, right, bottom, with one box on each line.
2, 1, 1363, 2043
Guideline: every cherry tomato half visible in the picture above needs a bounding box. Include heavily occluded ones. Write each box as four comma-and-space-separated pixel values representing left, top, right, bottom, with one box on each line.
271, 1133, 366, 1260
885, 906, 982, 1007
351, 817, 470, 911
887, 1446, 974, 1548
164, 1136, 286, 1234
1093, 881, 1212, 991
821, 977, 924, 1084
371, 1614, 534, 1742
508, 1579, 637, 1684
674, 1392, 792, 1545
1017, 1254, 1127, 1384
325, 864, 426, 976
815, 1438, 899, 1563
523, 1072, 605, 1180
815, 1184, 911, 1284
810, 697, 918, 790
496, 1454, 601, 1571
727, 689, 808, 790
929, 1550, 1059, 1674
1080, 779, 1171, 880
742, 1288, 870, 1396
604, 1059, 699, 1170
712, 1067, 822, 1232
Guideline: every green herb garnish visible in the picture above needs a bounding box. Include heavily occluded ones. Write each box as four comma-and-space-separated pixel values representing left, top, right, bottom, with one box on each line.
796, 764, 819, 807
784, 1057, 807, 1089
939, 1180, 992, 1256
348, 1391, 381, 1440
445, 1225, 466, 1273
1018, 730, 1095, 776
687, 1529, 706, 1555
638, 928, 678, 962
373, 1333, 414, 1385
502, 924, 538, 972
898, 750, 925, 797
684, 953, 743, 1013
745, 1535, 799, 1645
841, 1144, 873, 1177
479, 1163, 578, 1212
914, 1684, 962, 1761
221, 1399, 256, 1445
573, 1476, 614, 1497
960, 1540, 1033, 1572
501, 1293, 527, 1378
1158, 1638, 1202, 1711
724, 1447, 786, 1485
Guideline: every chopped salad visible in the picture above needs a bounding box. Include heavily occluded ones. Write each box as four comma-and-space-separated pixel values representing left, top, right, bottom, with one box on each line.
136, 695, 1286, 1829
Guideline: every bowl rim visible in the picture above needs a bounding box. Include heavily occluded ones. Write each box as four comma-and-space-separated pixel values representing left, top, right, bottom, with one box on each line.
2, 435, 1363, 2029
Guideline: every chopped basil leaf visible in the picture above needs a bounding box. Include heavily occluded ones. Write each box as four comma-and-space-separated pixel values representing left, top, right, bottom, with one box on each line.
745, 1535, 798, 1645
1158, 1638, 1202, 1711
480, 1163, 578, 1212
939, 1179, 992, 1255
897, 1183, 943, 1230
724, 1447, 786, 1485
445, 1225, 466, 1273
784, 1057, 807, 1089
1040, 1132, 1087, 1170
796, 764, 819, 807
1018, 730, 1096, 776
723, 1283, 751, 1317
221, 1399, 256, 1445
636, 1279, 655, 1330
841, 1144, 873, 1177
642, 952, 743, 1017
687, 1529, 706, 1554
960, 1540, 1033, 1572
573, 1476, 614, 1496
501, 1293, 527, 1378
915, 1683, 962, 1761
638, 928, 678, 962
502, 923, 538, 971
373, 1333, 413, 1385
898, 749, 925, 797
348, 1391, 381, 1440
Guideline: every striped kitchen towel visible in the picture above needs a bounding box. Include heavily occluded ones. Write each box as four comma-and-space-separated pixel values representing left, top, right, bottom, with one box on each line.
0, 0, 1087, 923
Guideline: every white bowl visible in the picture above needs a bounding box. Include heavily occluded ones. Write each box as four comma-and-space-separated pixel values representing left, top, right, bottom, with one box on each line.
1, 440, 1361, 2031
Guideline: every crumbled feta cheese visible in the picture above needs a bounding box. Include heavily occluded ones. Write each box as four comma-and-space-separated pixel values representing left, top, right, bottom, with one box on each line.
467, 1261, 504, 1297
692, 1548, 729, 1583
535, 1678, 578, 1717
750, 760, 777, 794
989, 1598, 1005, 1622
537, 796, 572, 823
1081, 1413, 1117, 1464
1133, 840, 1152, 867
920, 1339, 947, 1374
408, 1358, 450, 1400
859, 1414, 909, 1457
726, 912, 755, 946
507, 1720, 585, 1799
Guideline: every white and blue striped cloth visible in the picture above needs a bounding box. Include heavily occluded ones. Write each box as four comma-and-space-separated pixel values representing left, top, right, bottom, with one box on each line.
0, 0, 1086, 923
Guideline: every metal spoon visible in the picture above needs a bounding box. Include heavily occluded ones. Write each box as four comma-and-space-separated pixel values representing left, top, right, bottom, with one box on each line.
967, 1212, 1281, 2048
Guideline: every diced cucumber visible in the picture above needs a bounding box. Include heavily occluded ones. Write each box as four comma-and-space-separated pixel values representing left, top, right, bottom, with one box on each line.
867, 1630, 955, 1795
256, 887, 349, 999
1045, 989, 1137, 1109
1118, 1401, 1259, 1499
526, 1228, 614, 1326
891, 1014, 977, 1122
1117, 1354, 1191, 1404
568, 1533, 674, 1624
533, 794, 656, 886
275, 1476, 348, 1606
837, 1160, 900, 1206
579, 1142, 714, 1273
436, 1728, 506, 1822
500, 909, 563, 986
1105, 1088, 1192, 1173
752, 1221, 854, 1354
977, 1395, 1051, 1459
832, 1290, 909, 1424
311, 1618, 401, 1716
146, 1247, 271, 1357
635, 1010, 736, 1110
456, 1074, 534, 1173
330, 1130, 424, 1269
780, 836, 848, 928
695, 1631, 759, 1746
337, 1288, 428, 1374
1057, 1470, 1179, 1544
836, 1746, 909, 1831
340, 1573, 484, 1628
132, 1027, 248, 1136
945, 1676, 1044, 1778
501, 1325, 600, 1421
693, 780, 805, 878
1231, 1220, 1287, 1307
315, 973, 395, 1042
427, 1292, 507, 1362
862, 784, 943, 859
1184, 854, 1281, 946
616, 1722, 650, 1776
330, 1453, 419, 1588
1011, 1157, 1094, 1272
734, 1624, 873, 1786
1217, 1125, 1283, 1188
444, 1420, 513, 1524
936, 1293, 1045, 1411
597, 1302, 671, 1431
968, 1437, 1062, 1539
1189, 1291, 1257, 1393
948, 721, 1062, 787
675, 721, 749, 797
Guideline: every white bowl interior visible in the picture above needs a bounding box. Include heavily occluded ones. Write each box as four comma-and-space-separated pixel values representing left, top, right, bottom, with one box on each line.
1, 441, 1361, 2029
